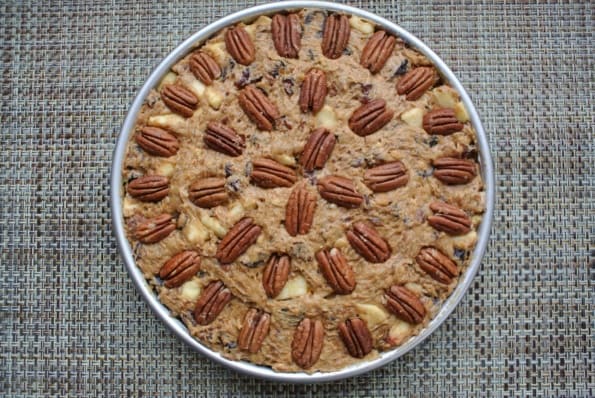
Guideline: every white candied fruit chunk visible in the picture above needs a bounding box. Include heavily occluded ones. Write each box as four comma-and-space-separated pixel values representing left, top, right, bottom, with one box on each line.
400, 107, 424, 128
315, 105, 337, 129
205, 87, 223, 110
187, 78, 206, 98
349, 16, 374, 34
432, 86, 458, 108
452, 230, 477, 250
276, 275, 308, 300
123, 196, 139, 217
227, 202, 245, 224
454, 101, 470, 123
158, 71, 178, 90
355, 303, 389, 326
272, 153, 296, 167
183, 218, 210, 244
389, 319, 413, 345
200, 213, 227, 238
155, 159, 176, 177
147, 114, 188, 135
334, 237, 349, 249
203, 42, 227, 64
180, 279, 201, 301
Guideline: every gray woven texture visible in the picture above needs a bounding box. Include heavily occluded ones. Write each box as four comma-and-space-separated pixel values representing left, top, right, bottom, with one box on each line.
1, 0, 593, 396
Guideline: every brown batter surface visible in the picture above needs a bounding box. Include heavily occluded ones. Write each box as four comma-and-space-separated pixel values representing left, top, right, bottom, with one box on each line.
122, 10, 485, 373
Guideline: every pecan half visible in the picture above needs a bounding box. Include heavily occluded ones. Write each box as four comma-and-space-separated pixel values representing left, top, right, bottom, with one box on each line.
291, 318, 324, 369
423, 108, 464, 135
135, 214, 176, 244
315, 248, 356, 294
216, 217, 262, 264
346, 221, 391, 263
135, 126, 179, 157
428, 201, 471, 235
189, 177, 228, 208
159, 251, 201, 288
298, 68, 327, 113
299, 127, 335, 172
416, 246, 459, 284
338, 317, 373, 358
204, 122, 245, 157
193, 280, 232, 325
321, 14, 350, 59
127, 175, 169, 202
250, 158, 297, 188
238, 85, 281, 131
262, 253, 291, 298
348, 99, 394, 136
224, 25, 255, 65
285, 183, 317, 236
364, 161, 409, 193
271, 13, 302, 58
396, 67, 438, 101
238, 308, 271, 353
384, 285, 426, 324
360, 30, 396, 74
161, 84, 198, 118
432, 157, 477, 185
317, 175, 363, 208
189, 51, 221, 85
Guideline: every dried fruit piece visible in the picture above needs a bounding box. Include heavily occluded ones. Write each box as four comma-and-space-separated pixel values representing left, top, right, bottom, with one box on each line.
299, 68, 327, 113
321, 14, 351, 59
161, 84, 198, 118
416, 246, 459, 284
271, 13, 302, 58
428, 201, 471, 235
432, 157, 476, 185
285, 183, 317, 236
291, 318, 324, 369
384, 285, 426, 324
193, 280, 232, 325
360, 30, 396, 74
396, 67, 438, 101
135, 214, 176, 244
317, 175, 363, 208
250, 158, 297, 188
262, 253, 291, 298
423, 108, 464, 135
188, 177, 228, 208
348, 99, 394, 136
204, 122, 245, 157
224, 25, 255, 65
216, 217, 262, 264
346, 221, 391, 263
189, 51, 221, 85
159, 251, 201, 288
127, 175, 169, 202
238, 85, 281, 131
315, 247, 356, 294
299, 127, 336, 172
135, 126, 179, 157
364, 161, 409, 192
338, 317, 373, 358
238, 308, 271, 353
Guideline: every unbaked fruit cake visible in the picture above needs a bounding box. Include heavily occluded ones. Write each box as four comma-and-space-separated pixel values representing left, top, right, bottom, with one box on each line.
121, 9, 485, 373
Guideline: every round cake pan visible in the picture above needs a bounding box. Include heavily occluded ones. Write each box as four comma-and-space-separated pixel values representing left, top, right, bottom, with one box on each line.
110, 0, 495, 383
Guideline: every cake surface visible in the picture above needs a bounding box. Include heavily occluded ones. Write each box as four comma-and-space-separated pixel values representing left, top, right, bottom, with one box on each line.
122, 9, 485, 373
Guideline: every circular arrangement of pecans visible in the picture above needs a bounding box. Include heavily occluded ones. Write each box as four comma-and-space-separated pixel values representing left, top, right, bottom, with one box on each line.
124, 10, 483, 372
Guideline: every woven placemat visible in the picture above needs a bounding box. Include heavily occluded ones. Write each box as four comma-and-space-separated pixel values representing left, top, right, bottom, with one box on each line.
1, 0, 593, 396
